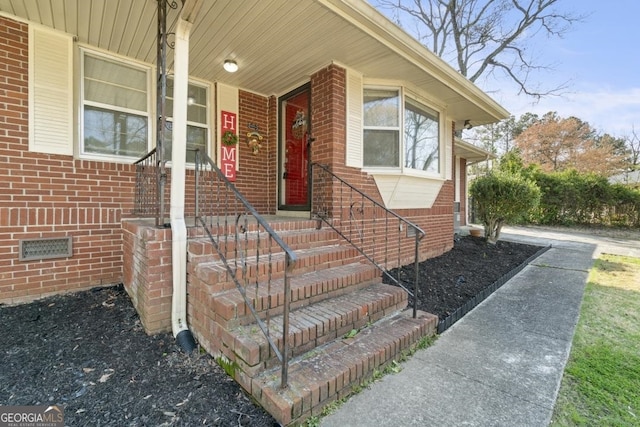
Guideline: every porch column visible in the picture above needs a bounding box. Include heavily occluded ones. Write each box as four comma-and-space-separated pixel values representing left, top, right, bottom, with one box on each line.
170, 0, 203, 349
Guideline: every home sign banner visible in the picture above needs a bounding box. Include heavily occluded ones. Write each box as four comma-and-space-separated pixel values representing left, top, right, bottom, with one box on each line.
220, 111, 237, 182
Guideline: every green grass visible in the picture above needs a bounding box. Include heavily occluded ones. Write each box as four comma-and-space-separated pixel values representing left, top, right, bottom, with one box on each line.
551, 254, 640, 426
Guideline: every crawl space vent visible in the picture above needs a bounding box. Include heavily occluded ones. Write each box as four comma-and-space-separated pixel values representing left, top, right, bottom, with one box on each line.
19, 237, 73, 261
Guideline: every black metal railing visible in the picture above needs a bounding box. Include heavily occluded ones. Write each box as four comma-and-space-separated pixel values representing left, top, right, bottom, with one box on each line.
311, 162, 426, 318
133, 148, 166, 226
133, 148, 198, 227
193, 150, 297, 389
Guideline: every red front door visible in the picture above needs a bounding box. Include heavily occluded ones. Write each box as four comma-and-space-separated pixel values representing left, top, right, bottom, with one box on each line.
280, 85, 310, 209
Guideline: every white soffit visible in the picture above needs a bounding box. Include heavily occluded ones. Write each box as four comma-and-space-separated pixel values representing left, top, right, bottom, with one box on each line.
0, 0, 508, 124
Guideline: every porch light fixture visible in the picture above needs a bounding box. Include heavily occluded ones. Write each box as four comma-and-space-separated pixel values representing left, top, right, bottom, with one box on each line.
463, 119, 473, 130
223, 59, 238, 73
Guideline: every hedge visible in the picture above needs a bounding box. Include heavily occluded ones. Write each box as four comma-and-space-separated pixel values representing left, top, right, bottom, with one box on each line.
528, 169, 640, 227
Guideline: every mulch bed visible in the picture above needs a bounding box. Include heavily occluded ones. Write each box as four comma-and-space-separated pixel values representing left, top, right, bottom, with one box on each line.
0, 235, 541, 426
385, 235, 544, 327
0, 286, 277, 426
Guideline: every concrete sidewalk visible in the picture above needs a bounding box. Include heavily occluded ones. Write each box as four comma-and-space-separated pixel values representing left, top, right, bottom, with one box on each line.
322, 227, 640, 427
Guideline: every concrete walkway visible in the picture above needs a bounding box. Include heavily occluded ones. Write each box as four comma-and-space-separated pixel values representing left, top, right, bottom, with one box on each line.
322, 226, 640, 427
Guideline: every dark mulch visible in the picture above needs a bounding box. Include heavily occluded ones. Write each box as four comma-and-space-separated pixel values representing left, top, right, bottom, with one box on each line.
0, 235, 540, 426
0, 286, 277, 426
385, 235, 543, 321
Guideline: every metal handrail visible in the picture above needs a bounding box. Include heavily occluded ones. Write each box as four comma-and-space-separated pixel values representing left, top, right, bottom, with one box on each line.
311, 162, 426, 318
132, 148, 198, 227
193, 150, 297, 388
133, 148, 164, 226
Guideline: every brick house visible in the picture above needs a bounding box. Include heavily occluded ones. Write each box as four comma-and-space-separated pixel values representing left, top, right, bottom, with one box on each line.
1, 1, 506, 423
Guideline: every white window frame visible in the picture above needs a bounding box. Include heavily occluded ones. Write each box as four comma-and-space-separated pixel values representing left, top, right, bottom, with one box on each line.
363, 86, 402, 169
363, 85, 445, 179
79, 48, 152, 162
163, 77, 211, 165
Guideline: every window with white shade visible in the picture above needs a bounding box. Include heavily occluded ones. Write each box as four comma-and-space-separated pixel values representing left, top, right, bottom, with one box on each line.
81, 51, 150, 160
363, 88, 400, 167
163, 78, 209, 163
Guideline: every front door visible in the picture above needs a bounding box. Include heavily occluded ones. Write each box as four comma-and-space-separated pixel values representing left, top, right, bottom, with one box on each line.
279, 84, 311, 210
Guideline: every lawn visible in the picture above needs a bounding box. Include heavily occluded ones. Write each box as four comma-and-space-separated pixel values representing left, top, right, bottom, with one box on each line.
551, 254, 640, 426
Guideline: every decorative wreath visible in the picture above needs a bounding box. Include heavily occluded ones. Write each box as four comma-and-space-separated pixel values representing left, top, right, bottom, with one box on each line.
291, 110, 307, 140
221, 130, 238, 146
246, 131, 264, 155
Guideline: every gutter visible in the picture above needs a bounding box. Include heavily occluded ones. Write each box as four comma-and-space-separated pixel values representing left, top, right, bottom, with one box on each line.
169, 16, 196, 353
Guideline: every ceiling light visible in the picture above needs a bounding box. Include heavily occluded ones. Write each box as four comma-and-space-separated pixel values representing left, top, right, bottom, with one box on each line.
223, 59, 238, 73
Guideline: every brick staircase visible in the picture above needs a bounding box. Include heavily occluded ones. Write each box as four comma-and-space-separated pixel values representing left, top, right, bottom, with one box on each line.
186, 218, 437, 425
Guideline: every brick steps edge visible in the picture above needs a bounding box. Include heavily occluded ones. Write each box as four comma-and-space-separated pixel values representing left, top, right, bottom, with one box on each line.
251, 309, 438, 426
221, 282, 408, 375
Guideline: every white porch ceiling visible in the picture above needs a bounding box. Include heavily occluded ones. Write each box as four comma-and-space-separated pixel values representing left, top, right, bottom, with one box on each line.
0, 0, 509, 125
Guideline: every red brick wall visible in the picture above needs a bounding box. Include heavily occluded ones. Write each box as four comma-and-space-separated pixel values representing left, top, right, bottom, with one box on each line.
0, 16, 134, 305
311, 64, 346, 168
0, 15, 456, 306
232, 90, 275, 214
0, 16, 279, 306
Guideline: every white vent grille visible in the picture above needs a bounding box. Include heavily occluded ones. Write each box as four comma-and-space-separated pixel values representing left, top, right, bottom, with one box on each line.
19, 237, 73, 261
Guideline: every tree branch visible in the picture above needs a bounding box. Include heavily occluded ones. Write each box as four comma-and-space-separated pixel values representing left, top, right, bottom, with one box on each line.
373, 0, 586, 99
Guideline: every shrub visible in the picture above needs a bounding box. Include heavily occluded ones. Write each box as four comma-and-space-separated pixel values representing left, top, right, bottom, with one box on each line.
470, 170, 541, 243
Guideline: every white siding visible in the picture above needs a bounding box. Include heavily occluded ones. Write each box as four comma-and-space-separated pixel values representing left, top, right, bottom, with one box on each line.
29, 25, 73, 156
455, 155, 461, 202
444, 118, 453, 180
345, 69, 363, 168
372, 174, 444, 209
217, 82, 238, 115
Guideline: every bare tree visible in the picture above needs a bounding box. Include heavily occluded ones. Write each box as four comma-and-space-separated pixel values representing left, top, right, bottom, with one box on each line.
374, 0, 584, 99
627, 126, 640, 169
468, 112, 539, 157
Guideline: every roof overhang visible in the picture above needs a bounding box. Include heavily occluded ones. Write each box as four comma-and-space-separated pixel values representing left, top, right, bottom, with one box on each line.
0, 0, 509, 125
454, 137, 496, 164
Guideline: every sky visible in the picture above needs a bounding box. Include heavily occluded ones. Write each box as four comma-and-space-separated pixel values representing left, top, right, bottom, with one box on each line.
372, 0, 640, 138
497, 0, 640, 138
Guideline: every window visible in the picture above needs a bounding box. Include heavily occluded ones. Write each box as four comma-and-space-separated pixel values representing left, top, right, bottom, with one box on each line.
363, 89, 400, 167
163, 78, 209, 163
82, 52, 150, 160
363, 88, 441, 175
404, 99, 439, 173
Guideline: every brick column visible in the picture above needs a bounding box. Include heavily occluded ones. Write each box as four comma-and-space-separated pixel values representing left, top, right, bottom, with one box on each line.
122, 220, 173, 334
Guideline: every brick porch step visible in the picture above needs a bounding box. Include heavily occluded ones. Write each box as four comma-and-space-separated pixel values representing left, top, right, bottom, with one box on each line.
218, 282, 408, 379
198, 261, 382, 329
188, 218, 324, 237
251, 309, 438, 426
190, 244, 364, 296
188, 226, 341, 264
